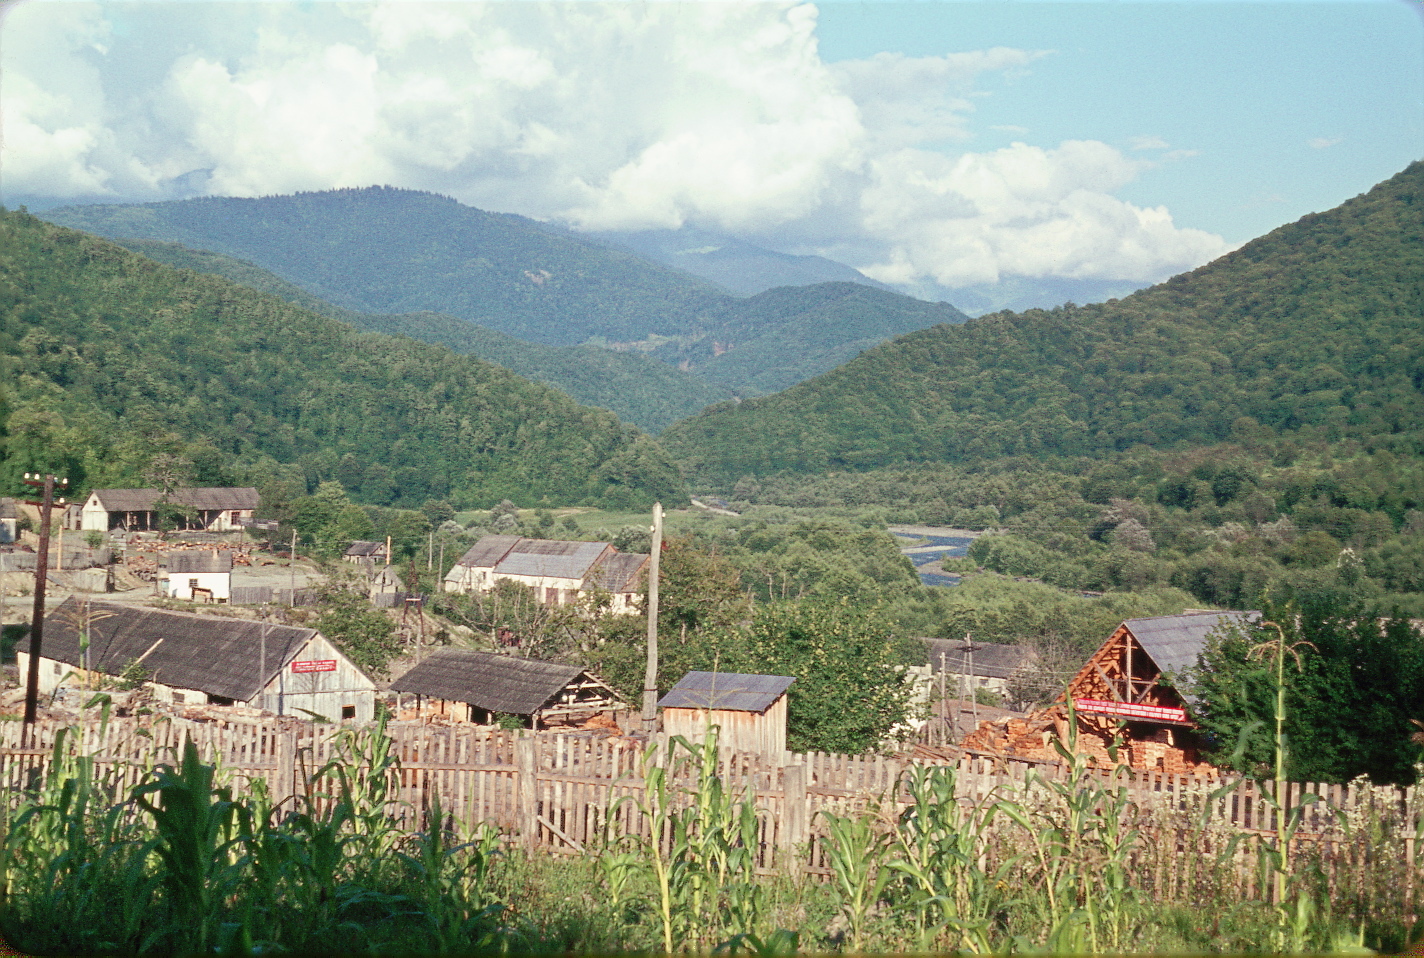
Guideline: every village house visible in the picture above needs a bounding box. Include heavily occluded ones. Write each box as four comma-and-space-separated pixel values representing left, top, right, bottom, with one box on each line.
921, 637, 1034, 699
344, 540, 389, 564
659, 671, 795, 761
389, 648, 626, 729
79, 487, 260, 533
158, 550, 233, 602
962, 610, 1255, 775
0, 498, 16, 544
17, 599, 377, 721
443, 535, 649, 614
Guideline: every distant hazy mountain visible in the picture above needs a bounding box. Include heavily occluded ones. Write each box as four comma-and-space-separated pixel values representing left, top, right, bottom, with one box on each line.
591, 225, 896, 297
659, 161, 1424, 483
44, 187, 967, 400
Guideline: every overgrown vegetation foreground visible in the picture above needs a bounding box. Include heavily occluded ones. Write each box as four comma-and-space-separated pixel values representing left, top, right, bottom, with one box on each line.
1, 717, 1418, 956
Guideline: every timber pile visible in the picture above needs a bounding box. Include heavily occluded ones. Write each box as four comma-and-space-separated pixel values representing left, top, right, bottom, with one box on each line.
960, 705, 1219, 777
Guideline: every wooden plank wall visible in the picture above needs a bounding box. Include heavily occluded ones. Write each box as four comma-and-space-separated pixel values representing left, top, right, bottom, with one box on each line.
1, 716, 1418, 902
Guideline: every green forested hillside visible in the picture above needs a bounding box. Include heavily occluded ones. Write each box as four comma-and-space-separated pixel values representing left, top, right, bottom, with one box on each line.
660, 162, 1424, 482
43, 188, 969, 400
0, 210, 686, 509
112, 238, 731, 433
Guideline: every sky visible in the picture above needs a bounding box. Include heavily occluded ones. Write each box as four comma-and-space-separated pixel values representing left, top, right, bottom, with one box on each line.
2, 0, 1421, 299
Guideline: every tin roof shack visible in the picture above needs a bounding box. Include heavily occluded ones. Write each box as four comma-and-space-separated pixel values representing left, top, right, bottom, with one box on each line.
159, 550, 233, 602
659, 671, 795, 761
80, 487, 260, 533
1062, 611, 1255, 775
16, 598, 377, 722
389, 648, 627, 729
444, 535, 648, 615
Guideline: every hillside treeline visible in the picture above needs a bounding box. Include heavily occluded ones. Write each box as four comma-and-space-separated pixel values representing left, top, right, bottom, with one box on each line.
0, 210, 685, 509
660, 162, 1424, 481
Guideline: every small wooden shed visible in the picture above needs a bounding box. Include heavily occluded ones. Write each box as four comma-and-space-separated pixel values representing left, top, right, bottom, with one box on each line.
659, 671, 795, 760
389, 648, 627, 729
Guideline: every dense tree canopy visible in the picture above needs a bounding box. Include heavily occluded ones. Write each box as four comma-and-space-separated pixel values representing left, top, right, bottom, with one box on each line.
0, 209, 686, 510
1187, 599, 1424, 785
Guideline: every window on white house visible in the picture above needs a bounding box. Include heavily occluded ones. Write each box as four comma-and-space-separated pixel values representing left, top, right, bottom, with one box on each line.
341, 705, 356, 720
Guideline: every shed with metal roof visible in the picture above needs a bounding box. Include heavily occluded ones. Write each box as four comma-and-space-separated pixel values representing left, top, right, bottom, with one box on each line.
659, 671, 796, 760
389, 648, 627, 728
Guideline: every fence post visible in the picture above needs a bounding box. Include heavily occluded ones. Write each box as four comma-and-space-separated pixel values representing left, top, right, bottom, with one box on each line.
517, 734, 538, 852
278, 729, 298, 807
782, 763, 806, 871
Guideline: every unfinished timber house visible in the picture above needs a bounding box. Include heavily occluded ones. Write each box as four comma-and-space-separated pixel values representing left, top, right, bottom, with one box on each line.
963, 610, 1256, 775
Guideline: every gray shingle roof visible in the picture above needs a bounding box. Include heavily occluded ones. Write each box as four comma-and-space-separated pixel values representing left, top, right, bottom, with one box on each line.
1124, 611, 1259, 677
90, 487, 260, 513
165, 551, 233, 574
389, 648, 590, 715
659, 672, 795, 714
452, 535, 523, 570
344, 540, 386, 558
922, 639, 1031, 679
496, 540, 610, 580
583, 552, 649, 593
19, 599, 330, 702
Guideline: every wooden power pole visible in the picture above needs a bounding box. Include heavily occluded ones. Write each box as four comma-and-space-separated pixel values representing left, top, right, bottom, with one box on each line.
641, 502, 663, 733
21, 473, 67, 725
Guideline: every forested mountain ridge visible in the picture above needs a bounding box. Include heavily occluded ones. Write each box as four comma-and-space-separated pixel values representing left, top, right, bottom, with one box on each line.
660, 161, 1424, 482
0, 209, 687, 509
110, 238, 732, 433
42, 188, 970, 401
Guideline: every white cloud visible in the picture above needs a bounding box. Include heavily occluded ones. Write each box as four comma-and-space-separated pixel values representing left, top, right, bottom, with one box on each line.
1309, 136, 1343, 149
0, 0, 1226, 291
1130, 135, 1170, 151
854, 141, 1227, 287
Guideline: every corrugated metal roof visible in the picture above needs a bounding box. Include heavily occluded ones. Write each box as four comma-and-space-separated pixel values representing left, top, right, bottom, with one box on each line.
583, 552, 649, 594
19, 599, 338, 702
165, 551, 233, 574
921, 639, 1030, 679
90, 487, 259, 513
1124, 611, 1259, 677
659, 671, 795, 714
389, 648, 589, 715
452, 535, 523, 570
496, 540, 609, 580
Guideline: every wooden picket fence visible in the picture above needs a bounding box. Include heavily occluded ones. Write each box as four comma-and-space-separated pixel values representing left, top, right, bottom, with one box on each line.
0, 715, 1418, 909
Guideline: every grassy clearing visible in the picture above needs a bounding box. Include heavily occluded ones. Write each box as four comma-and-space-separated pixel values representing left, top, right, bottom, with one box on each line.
1, 715, 1418, 955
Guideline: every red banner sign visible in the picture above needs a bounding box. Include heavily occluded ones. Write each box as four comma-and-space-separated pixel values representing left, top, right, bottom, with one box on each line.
1074, 698, 1188, 724
291, 659, 337, 674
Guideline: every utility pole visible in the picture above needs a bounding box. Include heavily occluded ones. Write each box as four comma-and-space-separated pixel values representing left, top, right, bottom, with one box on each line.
641, 502, 663, 734
21, 473, 67, 725
289, 529, 297, 608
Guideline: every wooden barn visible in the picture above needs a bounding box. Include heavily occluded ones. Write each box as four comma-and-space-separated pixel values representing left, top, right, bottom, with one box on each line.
16, 599, 377, 721
659, 671, 796, 761
1063, 610, 1257, 774
389, 648, 627, 729
79, 487, 259, 533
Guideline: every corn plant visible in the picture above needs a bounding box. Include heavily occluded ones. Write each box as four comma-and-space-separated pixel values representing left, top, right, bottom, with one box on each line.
819, 807, 894, 952
131, 738, 248, 954
395, 792, 507, 952
884, 764, 1016, 952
